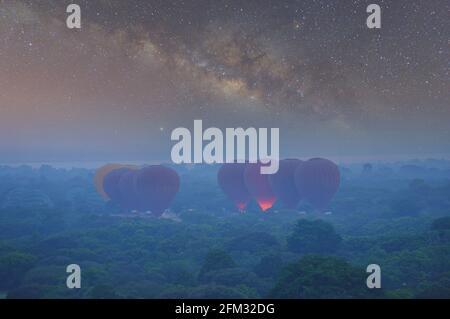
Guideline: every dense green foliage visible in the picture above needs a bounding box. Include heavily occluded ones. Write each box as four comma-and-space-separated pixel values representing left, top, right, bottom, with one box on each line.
287, 219, 342, 254
270, 255, 377, 298
0, 161, 450, 298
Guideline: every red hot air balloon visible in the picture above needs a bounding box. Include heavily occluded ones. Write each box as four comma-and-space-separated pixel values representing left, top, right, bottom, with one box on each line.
244, 162, 277, 212
135, 166, 180, 217
268, 159, 304, 209
294, 158, 340, 212
217, 163, 252, 212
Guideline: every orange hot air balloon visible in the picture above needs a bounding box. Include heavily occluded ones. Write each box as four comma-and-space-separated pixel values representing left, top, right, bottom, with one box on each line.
94, 164, 138, 200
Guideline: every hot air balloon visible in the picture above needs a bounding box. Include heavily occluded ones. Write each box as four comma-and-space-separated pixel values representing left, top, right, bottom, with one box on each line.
103, 167, 132, 205
94, 164, 125, 199
244, 162, 277, 212
94, 164, 138, 200
135, 165, 180, 217
117, 169, 143, 212
217, 163, 252, 212
268, 159, 304, 209
294, 158, 340, 212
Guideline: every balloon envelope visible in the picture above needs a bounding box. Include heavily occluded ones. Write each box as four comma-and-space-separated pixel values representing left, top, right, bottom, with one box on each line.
117, 169, 143, 212
103, 168, 133, 204
244, 162, 277, 211
294, 158, 340, 211
135, 166, 180, 217
94, 164, 126, 199
217, 163, 252, 212
269, 159, 304, 209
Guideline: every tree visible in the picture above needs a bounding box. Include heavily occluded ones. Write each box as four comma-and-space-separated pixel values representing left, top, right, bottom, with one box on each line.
227, 232, 279, 252
389, 198, 421, 217
270, 255, 381, 299
409, 179, 430, 194
287, 219, 342, 254
254, 254, 283, 278
6, 285, 44, 299
200, 268, 263, 296
198, 249, 235, 280
431, 217, 450, 231
89, 284, 120, 299
0, 252, 36, 290
416, 272, 450, 299
187, 284, 250, 299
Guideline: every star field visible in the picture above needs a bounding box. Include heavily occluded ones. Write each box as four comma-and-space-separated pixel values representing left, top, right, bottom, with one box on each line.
0, 0, 448, 162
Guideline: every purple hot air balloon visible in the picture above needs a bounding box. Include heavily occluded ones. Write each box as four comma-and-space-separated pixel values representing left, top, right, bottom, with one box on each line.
244, 162, 277, 212
103, 168, 132, 204
117, 169, 143, 212
135, 165, 180, 217
217, 163, 252, 212
294, 158, 340, 212
268, 159, 304, 209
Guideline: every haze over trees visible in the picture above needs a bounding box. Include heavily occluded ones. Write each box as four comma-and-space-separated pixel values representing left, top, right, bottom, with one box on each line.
1, 160, 450, 298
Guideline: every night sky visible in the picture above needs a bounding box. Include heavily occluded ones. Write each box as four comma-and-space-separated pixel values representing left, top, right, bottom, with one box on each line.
0, 0, 448, 163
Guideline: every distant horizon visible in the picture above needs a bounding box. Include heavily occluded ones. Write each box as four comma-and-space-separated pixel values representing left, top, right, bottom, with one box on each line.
2, 153, 450, 169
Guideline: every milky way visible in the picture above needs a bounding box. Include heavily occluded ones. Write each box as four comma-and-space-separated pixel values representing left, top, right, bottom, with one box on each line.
0, 0, 449, 162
